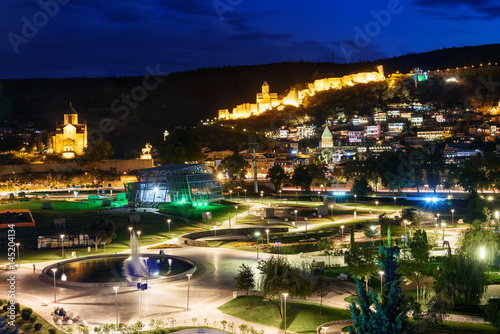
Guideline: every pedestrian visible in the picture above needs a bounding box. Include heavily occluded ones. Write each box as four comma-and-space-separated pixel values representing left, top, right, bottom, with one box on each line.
33, 263, 36, 273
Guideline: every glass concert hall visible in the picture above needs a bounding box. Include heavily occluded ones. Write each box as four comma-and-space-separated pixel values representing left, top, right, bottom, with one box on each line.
125, 164, 223, 204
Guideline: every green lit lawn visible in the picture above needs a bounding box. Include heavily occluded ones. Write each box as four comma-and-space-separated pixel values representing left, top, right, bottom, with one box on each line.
218, 296, 351, 334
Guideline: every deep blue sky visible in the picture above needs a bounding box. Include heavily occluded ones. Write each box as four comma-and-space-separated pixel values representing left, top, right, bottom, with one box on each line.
1, 0, 499, 79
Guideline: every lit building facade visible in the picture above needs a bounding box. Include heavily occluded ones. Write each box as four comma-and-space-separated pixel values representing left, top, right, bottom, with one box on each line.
47, 103, 88, 159
125, 164, 223, 204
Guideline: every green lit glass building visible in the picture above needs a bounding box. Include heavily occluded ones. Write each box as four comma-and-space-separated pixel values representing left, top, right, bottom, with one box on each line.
125, 164, 223, 204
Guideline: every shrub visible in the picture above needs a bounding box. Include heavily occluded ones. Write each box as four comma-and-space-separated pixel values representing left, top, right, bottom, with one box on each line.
34, 323, 43, 330
49, 329, 57, 334
14, 303, 20, 314
25, 324, 33, 330
21, 307, 33, 320
30, 314, 38, 323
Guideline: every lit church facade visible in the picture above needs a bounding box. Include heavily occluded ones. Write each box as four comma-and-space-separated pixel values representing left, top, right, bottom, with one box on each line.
47, 103, 88, 159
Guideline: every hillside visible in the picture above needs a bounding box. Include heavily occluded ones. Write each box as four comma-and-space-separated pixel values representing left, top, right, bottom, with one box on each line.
1, 44, 500, 156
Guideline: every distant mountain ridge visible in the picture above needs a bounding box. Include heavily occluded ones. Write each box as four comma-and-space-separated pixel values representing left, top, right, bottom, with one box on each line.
0, 43, 499, 156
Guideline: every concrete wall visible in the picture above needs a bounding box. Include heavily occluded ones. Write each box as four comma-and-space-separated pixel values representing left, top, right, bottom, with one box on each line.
0, 159, 154, 176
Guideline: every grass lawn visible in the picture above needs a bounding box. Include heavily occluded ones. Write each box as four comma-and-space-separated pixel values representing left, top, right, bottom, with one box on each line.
218, 296, 351, 334
0, 303, 63, 334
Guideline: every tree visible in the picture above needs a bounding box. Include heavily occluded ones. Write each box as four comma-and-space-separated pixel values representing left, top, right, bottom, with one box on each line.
84, 140, 114, 161
351, 177, 374, 196
267, 164, 289, 192
234, 264, 255, 309
349, 246, 411, 334
484, 298, 500, 330
157, 128, 204, 164
291, 164, 313, 192
314, 275, 332, 316
318, 238, 334, 267
219, 153, 250, 186
344, 245, 378, 291
257, 257, 313, 315
409, 229, 429, 263
399, 229, 429, 303
376, 151, 413, 195
88, 216, 117, 252
422, 295, 449, 332
434, 253, 487, 307
308, 160, 328, 189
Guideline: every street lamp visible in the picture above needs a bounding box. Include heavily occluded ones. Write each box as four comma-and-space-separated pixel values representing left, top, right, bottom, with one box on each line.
113, 286, 119, 325
451, 209, 455, 225
379, 271, 384, 293
375, 201, 379, 209
255, 232, 260, 259
341, 225, 345, 241
370, 226, 376, 246
437, 213, 441, 224
260, 191, 264, 202
128, 226, 133, 237
214, 226, 217, 246
294, 209, 298, 224
167, 219, 171, 234
279, 190, 282, 204
15, 243, 20, 268
276, 241, 281, 258
354, 194, 357, 209
479, 247, 486, 260
51, 268, 57, 303
265, 229, 270, 244
393, 197, 397, 212
282, 292, 288, 334
60, 234, 65, 258
435, 222, 439, 245
235, 205, 238, 224
186, 273, 192, 310
330, 204, 334, 220
229, 190, 232, 200
304, 218, 308, 240
441, 222, 446, 243
244, 189, 247, 200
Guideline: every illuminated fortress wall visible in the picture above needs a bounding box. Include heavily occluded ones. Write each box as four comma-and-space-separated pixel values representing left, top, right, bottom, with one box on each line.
218, 65, 385, 120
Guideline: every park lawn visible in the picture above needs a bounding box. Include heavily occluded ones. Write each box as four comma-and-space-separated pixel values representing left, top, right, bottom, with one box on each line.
406, 319, 497, 333
0, 303, 63, 334
218, 296, 351, 334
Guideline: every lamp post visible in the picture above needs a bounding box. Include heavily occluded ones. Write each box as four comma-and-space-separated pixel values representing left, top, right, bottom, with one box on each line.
260, 191, 264, 203
276, 241, 280, 258
167, 219, 171, 234
330, 204, 334, 220
186, 274, 192, 310
393, 197, 397, 212
437, 213, 441, 224
379, 271, 384, 293
435, 221, 438, 245
244, 189, 247, 201
375, 201, 379, 209
354, 194, 357, 209
51, 268, 57, 303
370, 226, 376, 247
283, 292, 288, 334
441, 222, 446, 244
229, 190, 232, 201
113, 286, 119, 325
451, 209, 455, 225
279, 190, 282, 204
255, 232, 260, 259
265, 229, 270, 244
341, 225, 345, 241
479, 247, 486, 261
15, 243, 20, 268
294, 209, 298, 224
304, 218, 308, 240
235, 205, 238, 224
60, 234, 65, 258
128, 226, 133, 237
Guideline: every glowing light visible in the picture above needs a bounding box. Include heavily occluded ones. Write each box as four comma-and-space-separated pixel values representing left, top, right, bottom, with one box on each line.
479, 247, 486, 260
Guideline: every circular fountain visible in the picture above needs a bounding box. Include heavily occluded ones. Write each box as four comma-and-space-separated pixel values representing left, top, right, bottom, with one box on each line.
43, 231, 195, 287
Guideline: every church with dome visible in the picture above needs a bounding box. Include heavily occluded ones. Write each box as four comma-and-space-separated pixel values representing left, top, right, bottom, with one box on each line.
47, 103, 88, 159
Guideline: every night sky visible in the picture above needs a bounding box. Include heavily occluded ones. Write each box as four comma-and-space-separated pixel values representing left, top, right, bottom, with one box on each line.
1, 0, 499, 79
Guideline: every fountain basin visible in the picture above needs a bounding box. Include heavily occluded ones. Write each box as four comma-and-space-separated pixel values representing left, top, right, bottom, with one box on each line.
42, 254, 195, 288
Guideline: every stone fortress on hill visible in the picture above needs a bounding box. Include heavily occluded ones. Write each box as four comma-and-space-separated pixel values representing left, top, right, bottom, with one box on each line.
218, 65, 385, 120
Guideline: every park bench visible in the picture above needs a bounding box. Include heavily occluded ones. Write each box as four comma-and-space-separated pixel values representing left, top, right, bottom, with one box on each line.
337, 273, 348, 281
